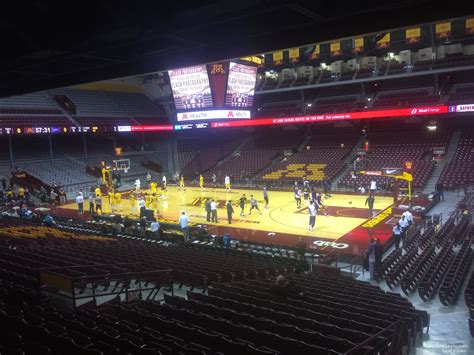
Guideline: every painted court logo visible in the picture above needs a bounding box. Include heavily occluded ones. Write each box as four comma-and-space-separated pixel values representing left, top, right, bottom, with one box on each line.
313, 240, 349, 249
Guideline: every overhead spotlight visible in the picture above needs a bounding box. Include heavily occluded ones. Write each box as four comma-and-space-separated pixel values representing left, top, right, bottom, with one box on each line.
367, 97, 372, 101
307, 103, 312, 107
427, 125, 437, 132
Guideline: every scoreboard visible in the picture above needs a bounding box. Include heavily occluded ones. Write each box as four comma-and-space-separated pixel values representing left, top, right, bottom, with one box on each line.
168, 61, 257, 122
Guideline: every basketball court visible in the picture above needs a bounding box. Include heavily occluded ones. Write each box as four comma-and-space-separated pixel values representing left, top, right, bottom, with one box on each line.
59, 185, 397, 255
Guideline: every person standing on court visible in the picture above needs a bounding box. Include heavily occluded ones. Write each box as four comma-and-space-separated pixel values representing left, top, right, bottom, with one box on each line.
178, 211, 190, 242
295, 187, 302, 208
88, 193, 94, 215
199, 174, 204, 190
308, 200, 317, 231
224, 175, 231, 192
249, 195, 261, 215
76, 192, 84, 215
205, 198, 211, 222
263, 187, 269, 209
210, 199, 218, 223
226, 200, 234, 224
95, 194, 102, 214
239, 194, 247, 216
365, 194, 375, 218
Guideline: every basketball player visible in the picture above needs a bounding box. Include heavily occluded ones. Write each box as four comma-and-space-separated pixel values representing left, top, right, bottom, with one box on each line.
239, 194, 247, 216
199, 174, 204, 190
211, 173, 217, 187
95, 194, 102, 214
224, 175, 231, 192
134, 178, 141, 192
162, 174, 167, 190
151, 181, 158, 195
226, 200, 234, 224
115, 191, 122, 213
109, 191, 116, 213
308, 201, 317, 231
263, 187, 269, 209
295, 188, 302, 208
179, 174, 185, 191
249, 195, 261, 215
129, 191, 137, 216
95, 185, 101, 198
303, 186, 310, 205
365, 194, 375, 218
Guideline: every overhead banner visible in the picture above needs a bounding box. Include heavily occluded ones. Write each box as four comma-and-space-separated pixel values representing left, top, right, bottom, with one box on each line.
310, 44, 320, 60
436, 22, 451, 39
330, 42, 341, 57
354, 37, 364, 53
168, 65, 213, 111
273, 51, 284, 66
466, 18, 474, 35
376, 33, 390, 49
406, 27, 421, 44
289, 48, 300, 63
224, 62, 257, 108
207, 62, 229, 108
240, 56, 264, 66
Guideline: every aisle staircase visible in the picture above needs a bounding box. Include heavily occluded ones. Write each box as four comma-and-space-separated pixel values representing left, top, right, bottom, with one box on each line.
422, 130, 461, 194
332, 135, 366, 190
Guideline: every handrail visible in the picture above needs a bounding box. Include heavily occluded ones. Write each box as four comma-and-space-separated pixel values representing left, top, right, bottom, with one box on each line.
39, 265, 173, 309
345, 319, 403, 354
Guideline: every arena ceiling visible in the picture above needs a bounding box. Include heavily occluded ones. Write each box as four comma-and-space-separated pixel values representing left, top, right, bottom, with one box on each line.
1, 0, 473, 97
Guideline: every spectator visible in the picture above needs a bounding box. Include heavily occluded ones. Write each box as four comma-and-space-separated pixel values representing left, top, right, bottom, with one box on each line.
366, 238, 382, 281
150, 219, 160, 239
402, 209, 413, 226
178, 211, 190, 241
270, 275, 303, 299
43, 214, 56, 227
436, 181, 444, 201
392, 223, 402, 249
399, 215, 409, 238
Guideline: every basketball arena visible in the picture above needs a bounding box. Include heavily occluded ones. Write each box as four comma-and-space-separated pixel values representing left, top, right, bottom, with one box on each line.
0, 3, 473, 354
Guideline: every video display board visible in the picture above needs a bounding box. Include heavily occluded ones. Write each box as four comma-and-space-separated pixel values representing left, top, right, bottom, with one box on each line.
168, 65, 213, 110
224, 62, 257, 108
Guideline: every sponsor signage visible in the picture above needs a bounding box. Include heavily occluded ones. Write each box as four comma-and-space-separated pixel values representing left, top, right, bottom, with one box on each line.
211, 105, 449, 128
382, 168, 403, 176
312, 240, 349, 249
176, 109, 251, 122
452, 104, 474, 112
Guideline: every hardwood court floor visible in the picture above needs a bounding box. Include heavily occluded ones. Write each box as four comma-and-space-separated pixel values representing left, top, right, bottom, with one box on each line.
61, 186, 393, 242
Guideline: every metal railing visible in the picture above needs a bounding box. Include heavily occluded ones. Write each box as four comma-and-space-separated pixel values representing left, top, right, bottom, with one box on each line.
38, 263, 173, 309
